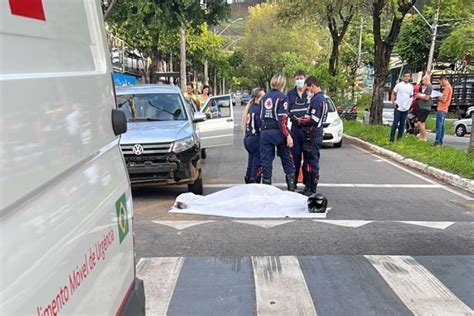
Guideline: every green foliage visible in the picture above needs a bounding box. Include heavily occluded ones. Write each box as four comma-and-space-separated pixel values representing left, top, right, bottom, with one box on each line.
396, 0, 474, 70
344, 121, 474, 179
439, 24, 474, 62
240, 2, 330, 88
356, 93, 373, 110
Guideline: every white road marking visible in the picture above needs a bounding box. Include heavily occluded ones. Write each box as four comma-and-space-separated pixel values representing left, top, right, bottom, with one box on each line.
136, 257, 184, 316
399, 221, 455, 230
234, 220, 294, 228
152, 220, 214, 230
314, 220, 372, 228
365, 256, 473, 315
352, 145, 474, 201
252, 256, 317, 316
204, 183, 443, 189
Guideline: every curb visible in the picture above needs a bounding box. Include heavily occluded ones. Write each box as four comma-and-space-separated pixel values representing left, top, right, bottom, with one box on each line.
344, 134, 474, 194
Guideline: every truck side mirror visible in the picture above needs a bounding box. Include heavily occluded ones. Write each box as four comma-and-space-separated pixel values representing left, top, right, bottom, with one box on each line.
112, 109, 127, 135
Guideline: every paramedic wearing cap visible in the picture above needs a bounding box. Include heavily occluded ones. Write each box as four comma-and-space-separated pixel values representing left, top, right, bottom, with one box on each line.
298, 76, 328, 195
259, 73, 296, 191
287, 69, 309, 189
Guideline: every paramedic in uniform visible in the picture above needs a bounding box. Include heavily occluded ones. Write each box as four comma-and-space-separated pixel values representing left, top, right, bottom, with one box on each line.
298, 76, 328, 195
259, 73, 296, 191
287, 69, 309, 189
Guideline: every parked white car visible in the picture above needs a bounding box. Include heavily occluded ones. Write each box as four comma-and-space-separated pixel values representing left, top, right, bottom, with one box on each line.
323, 95, 344, 148
453, 118, 472, 137
363, 101, 394, 126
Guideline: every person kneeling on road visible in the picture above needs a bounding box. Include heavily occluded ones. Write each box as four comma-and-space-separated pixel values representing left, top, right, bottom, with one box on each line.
297, 76, 328, 196
242, 88, 265, 183
259, 73, 296, 191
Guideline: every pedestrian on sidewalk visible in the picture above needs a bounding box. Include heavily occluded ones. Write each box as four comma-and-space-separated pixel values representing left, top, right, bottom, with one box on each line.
287, 69, 309, 190
390, 72, 413, 142
416, 75, 433, 141
297, 76, 328, 195
434, 75, 453, 146
259, 73, 296, 190
242, 88, 265, 183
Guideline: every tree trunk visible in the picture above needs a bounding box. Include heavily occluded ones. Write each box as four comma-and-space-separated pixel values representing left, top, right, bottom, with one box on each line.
180, 25, 187, 91
328, 40, 340, 77
148, 46, 159, 84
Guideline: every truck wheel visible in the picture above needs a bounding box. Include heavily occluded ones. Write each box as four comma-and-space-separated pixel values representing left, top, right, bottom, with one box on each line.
188, 173, 203, 195
333, 139, 342, 148
201, 148, 207, 159
455, 125, 466, 137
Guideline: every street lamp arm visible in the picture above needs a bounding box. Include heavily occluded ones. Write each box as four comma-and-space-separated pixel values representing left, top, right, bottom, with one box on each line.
412, 5, 432, 29
216, 17, 244, 35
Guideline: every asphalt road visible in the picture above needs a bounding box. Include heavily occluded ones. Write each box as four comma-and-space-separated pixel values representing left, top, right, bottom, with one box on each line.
132, 106, 474, 315
426, 131, 470, 150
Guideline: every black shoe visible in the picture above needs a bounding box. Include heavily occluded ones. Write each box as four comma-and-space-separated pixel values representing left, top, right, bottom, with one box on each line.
248, 178, 256, 183
256, 176, 262, 184
262, 178, 272, 185
286, 174, 296, 192
244, 176, 250, 184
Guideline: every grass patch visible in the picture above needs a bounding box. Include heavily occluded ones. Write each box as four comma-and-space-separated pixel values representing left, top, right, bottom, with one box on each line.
344, 120, 474, 179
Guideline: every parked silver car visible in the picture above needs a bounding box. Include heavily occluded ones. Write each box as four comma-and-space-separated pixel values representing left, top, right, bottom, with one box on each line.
117, 85, 205, 193
453, 118, 472, 137
363, 101, 394, 125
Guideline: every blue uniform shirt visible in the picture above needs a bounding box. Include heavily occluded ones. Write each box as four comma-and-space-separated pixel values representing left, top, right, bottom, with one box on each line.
260, 89, 290, 137
287, 87, 309, 120
245, 103, 262, 136
301, 92, 328, 136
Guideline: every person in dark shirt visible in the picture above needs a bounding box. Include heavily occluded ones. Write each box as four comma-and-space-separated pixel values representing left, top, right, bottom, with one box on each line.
242, 88, 265, 183
259, 73, 296, 191
287, 69, 310, 190
298, 76, 328, 195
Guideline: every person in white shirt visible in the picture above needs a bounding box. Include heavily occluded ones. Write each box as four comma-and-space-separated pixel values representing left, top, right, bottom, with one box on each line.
390, 72, 414, 142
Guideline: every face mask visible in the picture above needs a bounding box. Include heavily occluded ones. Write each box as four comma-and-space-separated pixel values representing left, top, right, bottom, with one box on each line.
295, 79, 305, 89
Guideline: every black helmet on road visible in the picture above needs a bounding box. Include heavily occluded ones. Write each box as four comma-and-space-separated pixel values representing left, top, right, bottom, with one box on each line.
308, 193, 328, 213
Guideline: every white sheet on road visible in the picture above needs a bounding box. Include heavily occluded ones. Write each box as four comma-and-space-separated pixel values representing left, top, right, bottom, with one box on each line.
169, 184, 327, 218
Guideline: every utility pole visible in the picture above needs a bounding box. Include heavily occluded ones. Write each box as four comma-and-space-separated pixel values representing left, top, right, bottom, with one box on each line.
356, 17, 364, 69
204, 60, 209, 85
169, 50, 174, 84
426, 0, 440, 74
179, 24, 186, 91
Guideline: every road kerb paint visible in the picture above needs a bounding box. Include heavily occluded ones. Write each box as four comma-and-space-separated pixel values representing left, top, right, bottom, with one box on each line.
314, 220, 372, 228
352, 145, 474, 201
252, 256, 317, 316
398, 221, 455, 230
152, 220, 214, 230
365, 256, 473, 315
136, 257, 183, 316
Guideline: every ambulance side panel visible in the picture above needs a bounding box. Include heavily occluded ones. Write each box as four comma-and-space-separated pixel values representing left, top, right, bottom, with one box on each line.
0, 1, 135, 314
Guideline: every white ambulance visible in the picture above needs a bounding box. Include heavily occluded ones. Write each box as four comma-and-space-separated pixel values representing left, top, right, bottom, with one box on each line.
0, 1, 145, 315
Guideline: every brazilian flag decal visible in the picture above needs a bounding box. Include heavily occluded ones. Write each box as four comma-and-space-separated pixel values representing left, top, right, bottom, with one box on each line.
116, 193, 129, 243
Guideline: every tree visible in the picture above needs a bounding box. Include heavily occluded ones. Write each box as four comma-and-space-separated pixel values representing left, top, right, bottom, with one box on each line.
369, 0, 416, 124
439, 24, 474, 67
277, 0, 364, 77
242, 3, 329, 88
107, 0, 229, 83
396, 0, 473, 71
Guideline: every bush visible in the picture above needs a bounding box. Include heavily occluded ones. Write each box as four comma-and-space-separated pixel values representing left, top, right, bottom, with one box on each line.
344, 120, 474, 179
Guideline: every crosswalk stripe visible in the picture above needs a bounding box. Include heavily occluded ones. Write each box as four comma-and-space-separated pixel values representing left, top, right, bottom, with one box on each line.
152, 220, 214, 230
398, 221, 455, 230
252, 256, 317, 316
234, 220, 294, 228
314, 220, 372, 228
136, 257, 183, 315
365, 255, 473, 315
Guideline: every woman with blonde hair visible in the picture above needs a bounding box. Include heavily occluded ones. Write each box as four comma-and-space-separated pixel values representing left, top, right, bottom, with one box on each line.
242, 88, 265, 183
259, 73, 296, 191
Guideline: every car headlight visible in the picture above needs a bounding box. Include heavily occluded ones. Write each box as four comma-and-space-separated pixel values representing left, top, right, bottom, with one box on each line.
330, 118, 342, 127
172, 136, 195, 153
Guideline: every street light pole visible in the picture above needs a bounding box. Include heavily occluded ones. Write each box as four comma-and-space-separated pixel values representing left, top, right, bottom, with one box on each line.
426, 0, 440, 74
180, 24, 186, 91
204, 18, 243, 87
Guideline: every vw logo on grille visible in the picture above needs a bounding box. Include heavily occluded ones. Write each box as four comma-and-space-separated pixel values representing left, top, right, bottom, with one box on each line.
132, 144, 144, 155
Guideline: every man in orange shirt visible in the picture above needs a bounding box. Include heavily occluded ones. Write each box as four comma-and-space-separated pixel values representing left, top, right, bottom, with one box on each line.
434, 75, 453, 146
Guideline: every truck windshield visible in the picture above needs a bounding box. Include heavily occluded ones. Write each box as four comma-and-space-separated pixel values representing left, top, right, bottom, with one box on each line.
117, 93, 187, 121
